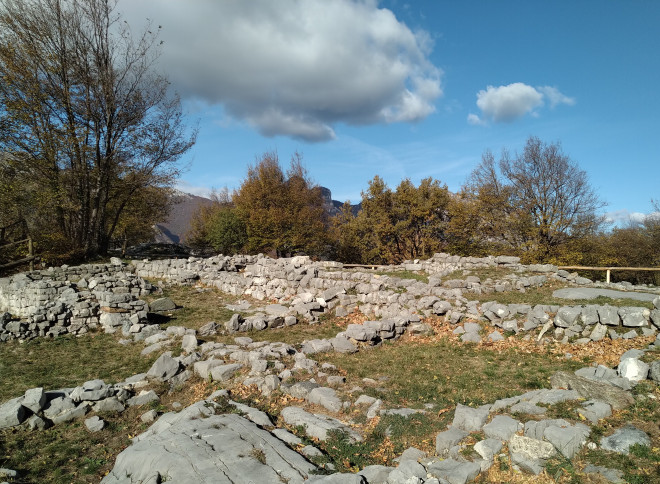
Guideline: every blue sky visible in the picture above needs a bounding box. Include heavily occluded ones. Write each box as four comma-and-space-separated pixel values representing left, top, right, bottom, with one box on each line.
120, 0, 660, 224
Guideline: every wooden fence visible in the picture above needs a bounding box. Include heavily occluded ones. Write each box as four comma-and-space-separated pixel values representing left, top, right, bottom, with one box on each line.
0, 237, 35, 271
558, 266, 660, 284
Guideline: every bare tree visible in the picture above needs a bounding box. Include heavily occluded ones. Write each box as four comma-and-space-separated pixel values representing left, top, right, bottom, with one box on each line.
0, 0, 196, 257
458, 137, 606, 260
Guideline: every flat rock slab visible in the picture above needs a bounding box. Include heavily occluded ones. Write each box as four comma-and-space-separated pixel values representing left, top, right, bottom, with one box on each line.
552, 288, 657, 302
600, 425, 651, 454
280, 406, 361, 442
550, 371, 634, 410
102, 401, 316, 484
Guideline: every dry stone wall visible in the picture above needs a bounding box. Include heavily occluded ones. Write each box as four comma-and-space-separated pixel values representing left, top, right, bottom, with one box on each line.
0, 260, 154, 341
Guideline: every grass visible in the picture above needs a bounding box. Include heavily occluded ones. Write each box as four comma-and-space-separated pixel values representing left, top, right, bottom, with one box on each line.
0, 333, 158, 402
474, 282, 656, 309
144, 284, 240, 330
443, 266, 522, 282
319, 337, 585, 409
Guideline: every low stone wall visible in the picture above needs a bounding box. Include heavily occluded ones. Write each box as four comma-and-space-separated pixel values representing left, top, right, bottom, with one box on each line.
0, 262, 154, 342
131, 253, 561, 320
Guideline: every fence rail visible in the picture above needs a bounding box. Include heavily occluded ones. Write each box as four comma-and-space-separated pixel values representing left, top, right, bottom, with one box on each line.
0, 237, 35, 271
558, 265, 660, 283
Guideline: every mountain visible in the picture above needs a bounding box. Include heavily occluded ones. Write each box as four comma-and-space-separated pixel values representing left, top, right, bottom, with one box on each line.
154, 187, 360, 245
153, 190, 214, 244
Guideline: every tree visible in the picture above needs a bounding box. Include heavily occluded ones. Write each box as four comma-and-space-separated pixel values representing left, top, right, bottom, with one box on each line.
232, 152, 328, 257
205, 208, 247, 255
331, 176, 450, 264
457, 137, 605, 262
0, 0, 196, 258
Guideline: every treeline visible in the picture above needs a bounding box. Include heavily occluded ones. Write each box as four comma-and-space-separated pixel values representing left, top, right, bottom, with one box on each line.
0, 0, 194, 267
188, 137, 659, 284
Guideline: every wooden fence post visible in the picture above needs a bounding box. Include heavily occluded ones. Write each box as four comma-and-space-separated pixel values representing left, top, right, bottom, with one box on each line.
28, 236, 34, 271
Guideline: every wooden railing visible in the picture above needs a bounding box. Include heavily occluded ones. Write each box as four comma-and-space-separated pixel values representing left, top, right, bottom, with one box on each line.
0, 237, 35, 271
558, 266, 660, 284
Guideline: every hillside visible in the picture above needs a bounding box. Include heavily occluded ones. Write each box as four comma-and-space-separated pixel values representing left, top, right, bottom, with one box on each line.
156, 187, 359, 244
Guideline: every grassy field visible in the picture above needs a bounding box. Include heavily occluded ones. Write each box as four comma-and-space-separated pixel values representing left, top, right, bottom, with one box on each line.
1, 281, 658, 483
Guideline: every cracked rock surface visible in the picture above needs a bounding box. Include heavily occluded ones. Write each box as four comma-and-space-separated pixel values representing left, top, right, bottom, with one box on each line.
102, 398, 316, 484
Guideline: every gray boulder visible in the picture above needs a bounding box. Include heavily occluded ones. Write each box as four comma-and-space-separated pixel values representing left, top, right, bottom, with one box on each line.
149, 297, 176, 312
70, 379, 114, 402
426, 458, 482, 484
550, 371, 633, 410
385, 460, 426, 483
555, 307, 582, 328
126, 390, 159, 407
435, 427, 468, 455
22, 387, 46, 414
85, 415, 105, 432
181, 334, 198, 353
358, 465, 393, 484
618, 358, 649, 382
0, 397, 27, 429
329, 337, 358, 354
597, 306, 620, 326
209, 363, 243, 382
543, 422, 590, 459
600, 425, 651, 454
307, 387, 343, 413
619, 307, 649, 327
146, 353, 182, 382
482, 415, 521, 441
102, 402, 316, 484
583, 465, 625, 484
280, 406, 361, 442
451, 403, 491, 432
307, 475, 367, 484
650, 360, 660, 382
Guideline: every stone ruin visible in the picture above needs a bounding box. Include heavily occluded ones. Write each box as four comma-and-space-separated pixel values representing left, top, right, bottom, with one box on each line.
1, 253, 659, 483
0, 260, 153, 341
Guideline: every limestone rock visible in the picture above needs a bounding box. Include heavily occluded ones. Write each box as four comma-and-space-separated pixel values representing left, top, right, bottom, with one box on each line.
85, 415, 105, 432
435, 427, 468, 455
483, 415, 521, 441
280, 406, 361, 442
149, 297, 176, 312
600, 425, 651, 454
0, 397, 27, 429
451, 403, 491, 432
426, 458, 482, 484
102, 402, 316, 484
617, 358, 649, 382
22, 387, 47, 414
543, 422, 589, 459
550, 371, 633, 410
146, 353, 181, 382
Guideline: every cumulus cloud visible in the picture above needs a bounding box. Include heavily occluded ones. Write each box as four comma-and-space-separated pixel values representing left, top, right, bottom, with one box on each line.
605, 209, 660, 225
120, 0, 442, 142
468, 82, 574, 125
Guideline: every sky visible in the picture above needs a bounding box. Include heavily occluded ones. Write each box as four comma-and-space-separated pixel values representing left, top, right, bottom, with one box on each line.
119, 0, 660, 225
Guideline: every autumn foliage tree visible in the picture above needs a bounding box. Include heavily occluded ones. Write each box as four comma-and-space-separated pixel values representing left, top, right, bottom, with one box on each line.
333, 176, 450, 264
0, 0, 196, 259
232, 152, 328, 257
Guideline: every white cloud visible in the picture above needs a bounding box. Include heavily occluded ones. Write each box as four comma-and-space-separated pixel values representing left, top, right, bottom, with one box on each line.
470, 82, 574, 124
538, 86, 576, 108
120, 0, 442, 142
467, 113, 485, 125
605, 209, 660, 225
475, 83, 544, 122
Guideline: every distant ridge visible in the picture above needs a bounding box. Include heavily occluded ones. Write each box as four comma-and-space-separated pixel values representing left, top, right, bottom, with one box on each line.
154, 187, 359, 245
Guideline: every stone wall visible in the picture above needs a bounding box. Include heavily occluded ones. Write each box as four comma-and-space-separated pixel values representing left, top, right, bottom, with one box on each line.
0, 262, 154, 341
